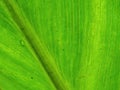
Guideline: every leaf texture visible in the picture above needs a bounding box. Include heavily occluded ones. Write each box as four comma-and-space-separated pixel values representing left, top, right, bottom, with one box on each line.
0, 0, 120, 90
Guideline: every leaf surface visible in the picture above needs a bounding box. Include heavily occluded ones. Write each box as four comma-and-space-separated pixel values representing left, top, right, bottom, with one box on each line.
0, 0, 120, 90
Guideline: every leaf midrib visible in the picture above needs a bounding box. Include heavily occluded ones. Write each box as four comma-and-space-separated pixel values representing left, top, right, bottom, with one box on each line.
2, 0, 70, 90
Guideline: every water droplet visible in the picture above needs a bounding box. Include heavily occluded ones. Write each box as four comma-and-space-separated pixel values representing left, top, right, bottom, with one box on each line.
20, 40, 24, 46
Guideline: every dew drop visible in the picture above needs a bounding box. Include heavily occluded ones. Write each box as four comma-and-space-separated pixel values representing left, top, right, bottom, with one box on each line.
20, 40, 25, 46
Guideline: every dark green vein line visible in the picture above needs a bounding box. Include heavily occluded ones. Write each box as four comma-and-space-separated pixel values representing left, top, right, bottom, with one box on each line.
2, 0, 70, 90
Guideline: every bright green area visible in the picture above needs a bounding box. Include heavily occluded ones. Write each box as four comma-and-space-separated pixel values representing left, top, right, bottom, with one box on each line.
0, 0, 120, 90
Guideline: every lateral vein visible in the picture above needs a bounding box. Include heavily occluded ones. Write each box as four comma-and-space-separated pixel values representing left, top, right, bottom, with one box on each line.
2, 0, 70, 90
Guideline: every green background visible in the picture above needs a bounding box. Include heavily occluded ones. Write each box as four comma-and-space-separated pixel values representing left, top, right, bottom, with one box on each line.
0, 0, 120, 90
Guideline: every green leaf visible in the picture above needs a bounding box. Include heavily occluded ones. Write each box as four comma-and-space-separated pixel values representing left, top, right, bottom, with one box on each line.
0, 0, 120, 90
